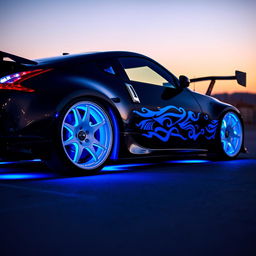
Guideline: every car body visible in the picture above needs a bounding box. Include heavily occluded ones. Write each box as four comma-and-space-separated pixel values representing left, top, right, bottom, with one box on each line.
0, 51, 246, 174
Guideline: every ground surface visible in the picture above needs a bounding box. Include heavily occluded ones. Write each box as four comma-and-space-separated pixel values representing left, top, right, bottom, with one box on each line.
0, 126, 255, 256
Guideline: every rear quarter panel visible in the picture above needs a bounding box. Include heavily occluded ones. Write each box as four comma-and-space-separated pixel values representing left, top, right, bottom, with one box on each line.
189, 90, 241, 119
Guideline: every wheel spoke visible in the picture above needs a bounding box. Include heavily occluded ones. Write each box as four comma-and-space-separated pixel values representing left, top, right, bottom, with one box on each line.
222, 140, 228, 152
233, 133, 240, 138
64, 123, 75, 134
228, 142, 234, 153
85, 145, 98, 162
64, 137, 77, 146
226, 114, 232, 126
92, 120, 106, 132
73, 108, 82, 126
83, 106, 90, 124
222, 119, 227, 129
231, 120, 238, 129
225, 141, 230, 152
93, 141, 107, 150
74, 143, 84, 163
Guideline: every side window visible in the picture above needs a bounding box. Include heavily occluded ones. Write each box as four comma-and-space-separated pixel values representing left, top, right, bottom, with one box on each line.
119, 57, 178, 88
125, 66, 167, 85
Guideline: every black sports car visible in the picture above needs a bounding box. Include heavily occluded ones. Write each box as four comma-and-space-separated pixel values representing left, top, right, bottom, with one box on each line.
0, 51, 247, 175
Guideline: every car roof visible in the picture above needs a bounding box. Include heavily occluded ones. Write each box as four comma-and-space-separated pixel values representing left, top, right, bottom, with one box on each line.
35, 51, 148, 65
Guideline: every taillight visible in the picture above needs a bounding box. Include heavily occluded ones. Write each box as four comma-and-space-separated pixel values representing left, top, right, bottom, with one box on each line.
0, 69, 51, 92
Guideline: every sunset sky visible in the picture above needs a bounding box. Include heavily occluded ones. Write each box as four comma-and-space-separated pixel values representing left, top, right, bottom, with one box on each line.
1, 0, 255, 94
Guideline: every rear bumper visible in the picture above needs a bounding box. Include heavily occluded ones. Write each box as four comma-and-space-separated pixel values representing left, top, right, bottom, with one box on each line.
0, 135, 51, 157
0, 91, 56, 138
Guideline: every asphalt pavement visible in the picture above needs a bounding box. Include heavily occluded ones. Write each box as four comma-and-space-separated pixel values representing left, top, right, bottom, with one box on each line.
0, 125, 255, 256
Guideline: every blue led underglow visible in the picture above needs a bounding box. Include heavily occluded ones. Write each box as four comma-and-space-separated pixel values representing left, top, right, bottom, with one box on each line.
103, 160, 210, 171
0, 173, 52, 180
0, 159, 41, 165
134, 106, 218, 142
165, 159, 210, 164
0, 158, 210, 178
102, 163, 153, 171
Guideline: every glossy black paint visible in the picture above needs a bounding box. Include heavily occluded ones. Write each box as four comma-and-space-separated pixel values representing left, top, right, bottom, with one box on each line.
179, 75, 190, 89
0, 51, 243, 159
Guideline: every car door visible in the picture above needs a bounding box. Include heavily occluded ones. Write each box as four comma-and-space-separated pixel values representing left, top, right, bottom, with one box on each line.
117, 56, 205, 150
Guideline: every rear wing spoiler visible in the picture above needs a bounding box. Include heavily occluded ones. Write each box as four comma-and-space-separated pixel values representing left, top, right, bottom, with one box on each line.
190, 70, 246, 96
0, 51, 37, 65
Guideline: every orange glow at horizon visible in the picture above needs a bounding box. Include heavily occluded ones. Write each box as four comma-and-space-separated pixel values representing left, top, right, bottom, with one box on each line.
1, 0, 255, 94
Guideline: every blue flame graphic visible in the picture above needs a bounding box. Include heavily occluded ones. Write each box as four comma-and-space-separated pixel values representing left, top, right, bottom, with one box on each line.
134, 106, 218, 142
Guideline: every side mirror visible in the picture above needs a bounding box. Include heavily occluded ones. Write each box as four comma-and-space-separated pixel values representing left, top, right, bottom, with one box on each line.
179, 75, 190, 88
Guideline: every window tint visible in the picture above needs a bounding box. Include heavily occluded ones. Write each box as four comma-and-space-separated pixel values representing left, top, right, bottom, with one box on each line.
125, 66, 168, 85
119, 57, 178, 88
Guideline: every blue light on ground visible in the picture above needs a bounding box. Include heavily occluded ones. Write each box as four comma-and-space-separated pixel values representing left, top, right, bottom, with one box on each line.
165, 159, 210, 164
0, 159, 53, 180
0, 173, 53, 180
102, 160, 210, 171
0, 158, 254, 180
0, 159, 41, 165
102, 163, 154, 171
0, 158, 211, 179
